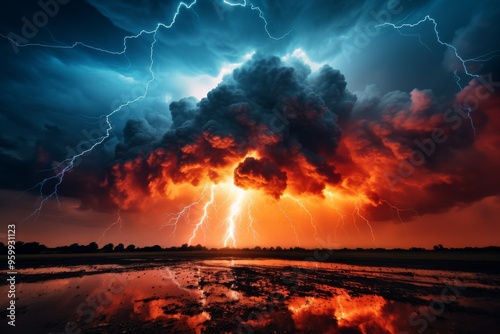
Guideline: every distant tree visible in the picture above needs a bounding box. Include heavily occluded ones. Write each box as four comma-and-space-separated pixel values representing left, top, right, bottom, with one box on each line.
15, 241, 47, 254
433, 244, 445, 251
275, 246, 283, 251
125, 244, 136, 252
253, 246, 261, 251
102, 243, 114, 252
69, 243, 81, 253
85, 242, 99, 252
114, 243, 125, 252
181, 243, 188, 250
142, 245, 162, 252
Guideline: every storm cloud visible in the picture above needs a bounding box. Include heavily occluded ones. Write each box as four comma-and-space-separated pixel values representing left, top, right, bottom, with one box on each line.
110, 55, 356, 208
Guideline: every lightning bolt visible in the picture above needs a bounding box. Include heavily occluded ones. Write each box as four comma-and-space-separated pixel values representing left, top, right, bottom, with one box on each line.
223, 187, 246, 248
222, 0, 292, 40
188, 185, 216, 246
334, 208, 348, 243
324, 191, 349, 243
278, 202, 301, 246
283, 194, 318, 241
98, 209, 123, 243
246, 199, 258, 241
380, 199, 419, 228
16, 1, 201, 220
354, 201, 377, 245
377, 15, 500, 137
158, 185, 209, 239
2, 0, 287, 220
349, 207, 361, 234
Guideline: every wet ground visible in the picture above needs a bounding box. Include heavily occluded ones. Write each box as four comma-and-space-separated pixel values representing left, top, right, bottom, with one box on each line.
1, 255, 500, 333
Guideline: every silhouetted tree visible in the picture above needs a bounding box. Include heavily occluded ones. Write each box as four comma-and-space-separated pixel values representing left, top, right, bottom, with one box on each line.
125, 244, 136, 252
102, 243, 114, 252
86, 242, 99, 252
14, 241, 47, 254
114, 243, 125, 252
69, 243, 81, 253
142, 245, 162, 252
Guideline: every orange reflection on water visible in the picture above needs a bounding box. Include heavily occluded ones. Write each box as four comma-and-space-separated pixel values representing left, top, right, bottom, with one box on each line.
287, 291, 404, 334
3, 259, 499, 333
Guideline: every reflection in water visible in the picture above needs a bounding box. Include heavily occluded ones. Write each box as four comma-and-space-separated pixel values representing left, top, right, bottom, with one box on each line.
1, 259, 499, 333
288, 294, 403, 334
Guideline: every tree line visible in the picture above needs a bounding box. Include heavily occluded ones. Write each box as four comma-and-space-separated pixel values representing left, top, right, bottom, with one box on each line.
0, 241, 499, 255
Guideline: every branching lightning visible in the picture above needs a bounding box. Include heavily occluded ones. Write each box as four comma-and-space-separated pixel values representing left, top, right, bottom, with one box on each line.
158, 185, 209, 238
377, 15, 500, 137
6, 3, 470, 249
98, 209, 123, 243
223, 187, 246, 248
246, 199, 258, 241
324, 191, 348, 243
283, 194, 318, 240
278, 202, 301, 246
18, 1, 202, 221
3, 0, 291, 245
354, 201, 377, 245
222, 0, 292, 40
188, 185, 216, 246
380, 199, 419, 227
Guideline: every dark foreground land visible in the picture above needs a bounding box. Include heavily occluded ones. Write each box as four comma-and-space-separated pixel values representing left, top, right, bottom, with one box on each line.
2, 249, 500, 333
16, 247, 500, 278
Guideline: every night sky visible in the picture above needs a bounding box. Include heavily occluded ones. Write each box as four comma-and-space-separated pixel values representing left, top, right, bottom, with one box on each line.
1, 0, 499, 248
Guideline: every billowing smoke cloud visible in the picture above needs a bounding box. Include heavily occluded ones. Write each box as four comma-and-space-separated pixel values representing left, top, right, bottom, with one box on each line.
234, 157, 287, 199
107, 53, 500, 224
340, 77, 500, 220
110, 55, 356, 209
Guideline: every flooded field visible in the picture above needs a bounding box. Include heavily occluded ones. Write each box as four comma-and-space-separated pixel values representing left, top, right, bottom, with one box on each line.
2, 256, 500, 333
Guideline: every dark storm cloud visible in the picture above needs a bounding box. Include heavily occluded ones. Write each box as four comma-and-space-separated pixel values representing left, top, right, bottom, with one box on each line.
234, 157, 287, 199
342, 79, 500, 220
110, 55, 356, 207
